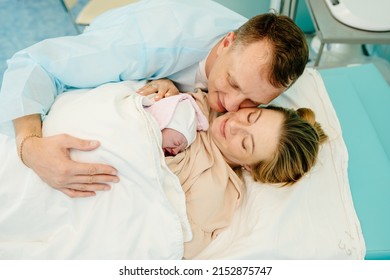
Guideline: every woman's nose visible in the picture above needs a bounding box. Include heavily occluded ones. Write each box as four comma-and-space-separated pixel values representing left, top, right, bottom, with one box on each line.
229, 118, 245, 135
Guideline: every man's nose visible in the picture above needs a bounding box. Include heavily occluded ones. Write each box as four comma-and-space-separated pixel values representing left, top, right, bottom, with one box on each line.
224, 91, 244, 112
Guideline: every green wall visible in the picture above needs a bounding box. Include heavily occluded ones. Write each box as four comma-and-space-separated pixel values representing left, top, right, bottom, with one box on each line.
213, 0, 315, 33
295, 0, 315, 33
213, 0, 270, 18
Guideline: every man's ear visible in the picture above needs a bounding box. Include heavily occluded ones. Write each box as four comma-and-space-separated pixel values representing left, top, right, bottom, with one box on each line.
223, 31, 235, 47
217, 32, 235, 55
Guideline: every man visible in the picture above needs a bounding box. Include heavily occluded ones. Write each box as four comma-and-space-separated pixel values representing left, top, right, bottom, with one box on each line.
0, 0, 308, 197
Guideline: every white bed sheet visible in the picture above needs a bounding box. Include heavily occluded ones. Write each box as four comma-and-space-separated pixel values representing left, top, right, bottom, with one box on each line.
194, 68, 366, 259
0, 82, 191, 259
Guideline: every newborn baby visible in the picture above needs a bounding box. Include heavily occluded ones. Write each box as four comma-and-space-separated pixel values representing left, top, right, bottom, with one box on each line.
144, 93, 209, 156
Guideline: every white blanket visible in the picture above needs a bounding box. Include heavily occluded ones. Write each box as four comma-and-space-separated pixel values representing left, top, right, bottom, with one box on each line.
0, 82, 191, 259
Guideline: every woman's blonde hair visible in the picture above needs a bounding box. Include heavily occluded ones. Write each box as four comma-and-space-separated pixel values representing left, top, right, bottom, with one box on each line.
238, 106, 328, 186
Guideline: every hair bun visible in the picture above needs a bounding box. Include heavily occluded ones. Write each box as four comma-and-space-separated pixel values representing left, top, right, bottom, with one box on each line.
296, 108, 315, 125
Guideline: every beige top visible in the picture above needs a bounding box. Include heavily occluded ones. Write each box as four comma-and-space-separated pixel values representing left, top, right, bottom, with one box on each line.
166, 90, 244, 259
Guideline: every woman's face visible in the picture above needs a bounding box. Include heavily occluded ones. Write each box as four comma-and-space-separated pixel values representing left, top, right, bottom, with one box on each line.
210, 107, 283, 168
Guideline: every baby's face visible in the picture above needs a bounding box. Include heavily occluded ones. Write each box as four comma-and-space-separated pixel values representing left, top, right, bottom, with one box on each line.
161, 128, 188, 156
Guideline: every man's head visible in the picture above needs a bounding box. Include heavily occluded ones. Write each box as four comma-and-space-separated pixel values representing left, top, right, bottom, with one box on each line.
206, 13, 309, 113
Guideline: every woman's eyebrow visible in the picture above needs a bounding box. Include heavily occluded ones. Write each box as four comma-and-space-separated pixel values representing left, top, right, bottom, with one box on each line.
254, 109, 262, 123
250, 109, 262, 153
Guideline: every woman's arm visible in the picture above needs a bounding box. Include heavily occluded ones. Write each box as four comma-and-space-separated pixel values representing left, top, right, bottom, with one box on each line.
13, 114, 119, 198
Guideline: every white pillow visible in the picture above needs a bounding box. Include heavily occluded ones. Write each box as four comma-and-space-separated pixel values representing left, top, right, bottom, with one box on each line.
194, 68, 366, 259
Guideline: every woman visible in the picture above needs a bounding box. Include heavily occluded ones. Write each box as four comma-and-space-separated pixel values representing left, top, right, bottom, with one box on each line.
165, 90, 327, 259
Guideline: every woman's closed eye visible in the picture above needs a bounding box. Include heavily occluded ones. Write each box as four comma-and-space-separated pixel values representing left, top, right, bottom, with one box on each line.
247, 112, 253, 123
242, 138, 246, 150
242, 136, 251, 152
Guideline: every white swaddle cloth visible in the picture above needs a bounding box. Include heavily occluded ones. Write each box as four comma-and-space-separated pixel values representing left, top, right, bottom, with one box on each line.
165, 99, 197, 147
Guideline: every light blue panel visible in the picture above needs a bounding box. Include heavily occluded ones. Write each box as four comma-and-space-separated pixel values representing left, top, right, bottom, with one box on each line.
372, 45, 390, 63
320, 64, 390, 260
213, 0, 270, 18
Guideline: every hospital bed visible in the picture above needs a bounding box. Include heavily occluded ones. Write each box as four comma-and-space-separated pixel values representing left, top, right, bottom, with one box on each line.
0, 64, 388, 260
320, 63, 390, 260
195, 63, 390, 260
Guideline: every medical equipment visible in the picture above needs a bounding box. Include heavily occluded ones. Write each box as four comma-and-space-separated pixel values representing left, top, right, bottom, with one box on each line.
325, 0, 390, 31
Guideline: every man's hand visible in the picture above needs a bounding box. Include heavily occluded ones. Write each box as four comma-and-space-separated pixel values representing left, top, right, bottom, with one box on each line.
137, 78, 179, 100
21, 134, 119, 198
